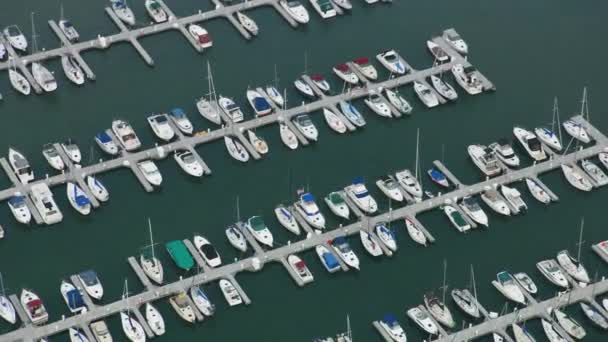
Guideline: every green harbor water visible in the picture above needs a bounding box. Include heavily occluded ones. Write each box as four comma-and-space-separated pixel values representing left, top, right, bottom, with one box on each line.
1, 0, 608, 341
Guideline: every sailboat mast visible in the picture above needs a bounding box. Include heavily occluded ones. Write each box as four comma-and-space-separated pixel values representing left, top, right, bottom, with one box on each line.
441, 259, 447, 304
346, 314, 352, 340
60, 3, 64, 21
236, 195, 240, 222
470, 265, 478, 310
31, 12, 38, 54
283, 88, 287, 110
415, 128, 420, 179
577, 217, 584, 261
0, 272, 5, 296
554, 97, 562, 144
148, 218, 155, 260
273, 64, 279, 88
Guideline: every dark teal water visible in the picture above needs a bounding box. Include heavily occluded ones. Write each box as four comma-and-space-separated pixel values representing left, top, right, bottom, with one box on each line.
1, 0, 608, 341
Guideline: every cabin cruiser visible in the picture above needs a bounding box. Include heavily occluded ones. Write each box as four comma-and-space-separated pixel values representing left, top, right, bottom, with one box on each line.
375, 223, 397, 252
147, 114, 174, 141
385, 88, 413, 114
451, 64, 483, 95
315, 245, 340, 273
536, 259, 569, 288
352, 57, 378, 80
323, 108, 346, 134
333, 64, 359, 84
480, 189, 511, 216
246, 216, 274, 247
360, 230, 383, 257
8, 67, 31, 95
190, 286, 215, 316
339, 101, 366, 127
443, 205, 470, 232
59, 20, 80, 42
563, 119, 591, 143
224, 136, 250, 163
293, 114, 319, 141
294, 79, 315, 97
236, 12, 258, 36
331, 237, 360, 270
112, 120, 141, 151
168, 108, 194, 135
61, 141, 82, 163
443, 31, 468, 54
60, 281, 86, 314
405, 217, 427, 246
120, 311, 146, 341
427, 168, 450, 188
279, 122, 299, 150
407, 307, 438, 335
138, 160, 163, 186
3, 25, 28, 52
553, 308, 586, 340
500, 185, 527, 213
225, 225, 247, 252
145, 302, 165, 336
534, 127, 562, 151
513, 272, 538, 294
8, 194, 31, 224
413, 81, 439, 108
42, 143, 65, 170
8, 148, 34, 184
296, 193, 326, 229
556, 250, 590, 283
309, 74, 330, 93
468, 144, 502, 177
246, 89, 272, 116
513, 127, 546, 161
219, 279, 243, 306
110, 0, 135, 26
174, 150, 203, 177
426, 40, 450, 63
288, 255, 314, 283
492, 271, 526, 305
345, 178, 378, 214
430, 75, 458, 101
395, 169, 422, 198
280, 0, 310, 24
450, 289, 479, 318
364, 94, 392, 117
219, 96, 245, 123
324, 191, 349, 219
581, 159, 608, 186
561, 164, 592, 191
489, 139, 520, 167
525, 178, 551, 204
376, 176, 404, 202
169, 292, 195, 322
30, 183, 63, 224
376, 50, 407, 75
21, 289, 48, 325
424, 292, 455, 328
309, 0, 336, 19
90, 321, 112, 342
95, 132, 119, 155
145, 0, 168, 23
460, 196, 488, 227
194, 235, 222, 267
61, 55, 85, 85
78, 270, 104, 300
378, 314, 407, 342
274, 204, 300, 235
67, 182, 92, 215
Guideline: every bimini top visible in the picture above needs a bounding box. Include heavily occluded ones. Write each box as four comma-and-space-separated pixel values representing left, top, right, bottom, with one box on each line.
302, 193, 315, 202
335, 64, 350, 72
382, 314, 399, 325
332, 236, 347, 246
310, 74, 325, 81
95, 132, 112, 143
66, 289, 85, 310
170, 108, 186, 118
9, 195, 26, 206
352, 176, 364, 185
165, 240, 194, 271
429, 168, 446, 180
78, 270, 100, 286
253, 97, 270, 112
75, 193, 91, 207
353, 57, 369, 65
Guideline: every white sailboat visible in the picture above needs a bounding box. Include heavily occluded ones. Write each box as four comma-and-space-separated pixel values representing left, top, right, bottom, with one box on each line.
556, 219, 590, 284
451, 64, 483, 95
247, 130, 269, 154
111, 0, 136, 26
562, 88, 591, 144
120, 280, 146, 342
323, 108, 347, 134
430, 74, 458, 101
274, 204, 300, 235
30, 13, 57, 93
404, 217, 427, 246
61, 55, 84, 85
59, 4, 80, 42
8, 59, 31, 95
364, 93, 392, 117
424, 261, 455, 328
224, 136, 250, 162
280, 122, 298, 150
197, 62, 222, 125
581, 159, 608, 186
0, 273, 16, 325
561, 164, 592, 191
236, 12, 258, 36
66, 182, 92, 215
266, 65, 285, 106
525, 178, 551, 204
385, 88, 412, 115
375, 222, 397, 252
140, 218, 164, 285
145, 302, 165, 336
413, 81, 439, 108
190, 285, 215, 316
534, 97, 562, 151
360, 230, 383, 257
407, 307, 438, 335
225, 224, 247, 252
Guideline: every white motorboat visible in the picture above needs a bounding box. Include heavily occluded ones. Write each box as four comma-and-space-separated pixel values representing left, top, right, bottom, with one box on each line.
3, 26, 28, 52
224, 136, 250, 163
345, 178, 378, 214
376, 50, 407, 75
315, 245, 341, 273
395, 169, 422, 198
58, 19, 80, 42
489, 139, 520, 168
331, 0, 352, 10
287, 254, 314, 283
174, 150, 203, 177
225, 225, 247, 252
553, 308, 586, 340
8, 67, 31, 95
443, 31, 468, 54
500, 185, 527, 213
513, 127, 546, 161
265, 86, 284, 107
561, 164, 592, 191
168, 108, 194, 134
94, 132, 119, 155
67, 182, 92, 215
78, 270, 104, 300
450, 289, 480, 319
60, 281, 86, 314
20, 289, 48, 325
375, 223, 397, 252
404, 217, 427, 246
145, 0, 167, 23
364, 94, 392, 117
525, 178, 551, 204
236, 12, 258, 36
385, 88, 412, 115
443, 205, 470, 233
460, 196, 488, 227
246, 216, 273, 247
580, 302, 608, 330
218, 96, 245, 123
42, 143, 65, 171
246, 89, 272, 116
147, 114, 175, 142
197, 97, 221, 125
323, 108, 347, 134
7, 195, 31, 224
120, 311, 146, 342
169, 292, 195, 323
138, 160, 163, 186
324, 191, 349, 219
8, 148, 34, 184
424, 292, 456, 328
468, 144, 502, 177
111, 120, 141, 151
581, 159, 608, 186
30, 183, 63, 225
351, 57, 378, 80
556, 250, 590, 283
61, 141, 82, 163
294, 79, 315, 97
145, 303, 165, 336
274, 205, 300, 235
280, 0, 310, 24
514, 272, 538, 294
536, 259, 569, 288
188, 24, 213, 48
333, 64, 359, 84
69, 328, 90, 342
194, 235, 222, 268
61, 55, 84, 85
492, 271, 526, 305
451, 64, 483, 95
293, 114, 319, 141
279, 122, 299, 150
414, 81, 440, 108
376, 176, 404, 202
534, 127, 562, 151
111, 0, 135, 26
190, 286, 215, 316
426, 40, 450, 63
331, 237, 360, 270
247, 130, 269, 155
90, 321, 113, 342
430, 75, 458, 101
309, 0, 337, 19
339, 101, 366, 127
219, 279, 243, 306
511, 323, 536, 342
378, 314, 407, 342
541, 319, 566, 342
360, 230, 383, 257
407, 307, 438, 335
563, 119, 590, 144
296, 193, 326, 229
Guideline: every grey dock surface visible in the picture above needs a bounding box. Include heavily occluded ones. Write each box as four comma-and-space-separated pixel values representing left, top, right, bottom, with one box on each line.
433, 160, 464, 187
372, 321, 393, 342
47, 20, 95, 81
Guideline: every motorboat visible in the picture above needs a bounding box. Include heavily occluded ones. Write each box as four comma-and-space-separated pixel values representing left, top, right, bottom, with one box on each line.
224, 136, 250, 163
30, 183, 63, 225
243, 130, 266, 154
67, 182, 92, 215
525, 178, 551, 204
443, 31, 468, 54
468, 144, 502, 177
174, 150, 204, 177
296, 193, 326, 229
280, 0, 310, 24
315, 245, 341, 273
85, 176, 109, 203
90, 321, 112, 342
169, 292, 196, 322
345, 177, 378, 214
8, 194, 31, 224
338, 101, 366, 127
563, 119, 591, 143
279, 122, 299, 150
8, 147, 34, 184
534, 127, 562, 151
197, 97, 221, 125
480, 189, 511, 216
218, 96, 245, 123
69, 328, 89, 342
293, 115, 319, 141
310, 74, 330, 93
460, 196, 488, 227
145, 0, 168, 23
60, 281, 86, 314
287, 254, 314, 283
4, 25, 28, 52
351, 57, 378, 80
405, 217, 427, 246
513, 127, 546, 161
95, 132, 119, 155
360, 230, 383, 257
556, 250, 590, 283
309, 0, 336, 19
492, 271, 526, 305
331, 0, 352, 10
407, 307, 438, 335
77, 270, 104, 300
324, 191, 349, 219
111, 0, 135, 26
120, 311, 146, 341
427, 168, 450, 188
323, 108, 346, 134
8, 67, 31, 95
61, 141, 81, 163
294, 79, 315, 97
145, 302, 165, 336
147, 114, 175, 141
190, 286, 215, 316
553, 308, 586, 339
168, 108, 194, 134
541, 319, 566, 342
138, 160, 162, 186
246, 89, 272, 116
426, 40, 450, 63
376, 50, 407, 75
375, 223, 397, 251
265, 85, 284, 107
376, 176, 404, 202
513, 272, 538, 294
450, 289, 480, 319
561, 164, 592, 191
511, 323, 536, 342
111, 120, 141, 151
429, 75, 457, 102
236, 12, 258, 36
333, 64, 359, 84
581, 159, 608, 186
331, 237, 360, 270
385, 88, 413, 115
20, 289, 48, 325
489, 139, 520, 167
225, 225, 247, 252
378, 314, 407, 342
443, 205, 470, 233
395, 169, 422, 198
59, 19, 80, 42
364, 94, 392, 117
61, 55, 85, 85
424, 292, 455, 328
580, 302, 608, 330
42, 143, 65, 170
219, 279, 243, 306
414, 81, 440, 108
194, 235, 222, 267
451, 64, 483, 95
246, 216, 274, 247
274, 205, 300, 235
501, 185, 527, 213
536, 259, 569, 288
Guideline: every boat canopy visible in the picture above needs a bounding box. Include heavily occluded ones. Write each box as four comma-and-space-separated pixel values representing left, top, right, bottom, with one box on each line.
302, 193, 315, 202
253, 97, 270, 111
332, 236, 347, 246
75, 194, 90, 207
170, 108, 186, 117
79, 270, 99, 286
9, 195, 26, 206
154, 115, 168, 123
95, 132, 112, 143
66, 289, 85, 309
328, 192, 343, 204
249, 216, 268, 231
383, 314, 398, 324
335, 64, 350, 72
27, 299, 43, 309
310, 74, 325, 81
353, 57, 369, 65
352, 176, 364, 185
165, 240, 194, 271
322, 251, 339, 269
295, 261, 306, 269
429, 168, 446, 180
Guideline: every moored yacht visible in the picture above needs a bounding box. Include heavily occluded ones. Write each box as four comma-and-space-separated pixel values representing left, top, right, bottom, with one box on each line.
375, 222, 397, 252
561, 164, 592, 191
145, 302, 165, 336
563, 119, 591, 144
364, 93, 392, 118
58, 19, 80, 42
443, 31, 468, 54
331, 237, 359, 270
378, 314, 407, 342
296, 192, 326, 229
8, 147, 34, 184
430, 75, 458, 101
339, 101, 366, 127
265, 85, 284, 107
360, 230, 383, 257
481, 189, 511, 216
395, 169, 422, 198
145, 0, 168, 23
324, 191, 349, 219
536, 259, 569, 288
60, 280, 86, 314
450, 289, 480, 319
287, 254, 314, 284
111, 0, 135, 26
511, 323, 536, 342
413, 81, 439, 108
376, 176, 404, 202
534, 127, 562, 151
8, 194, 31, 224
147, 114, 175, 142
193, 235, 222, 267
345, 177, 378, 214
42, 143, 65, 171
224, 136, 250, 163
451, 64, 483, 95
61, 55, 84, 85
467, 144, 502, 176
553, 308, 586, 340
246, 216, 274, 247
90, 321, 113, 342
111, 120, 141, 151
20, 289, 48, 325
581, 159, 608, 186
168, 108, 194, 135
8, 66, 31, 95
460, 196, 488, 227
385, 88, 413, 115
279, 122, 299, 150
580, 302, 608, 330
169, 292, 196, 322
489, 139, 520, 168
78, 270, 104, 300
315, 245, 341, 273
138, 160, 163, 186
407, 307, 438, 335
541, 319, 566, 342
556, 250, 590, 283
3, 26, 28, 52
174, 150, 204, 177
30, 183, 63, 224
311, 75, 331, 93
513, 272, 538, 294
274, 204, 300, 235
95, 132, 119, 155
443, 205, 470, 232
323, 108, 346, 134
513, 127, 546, 161
500, 185, 527, 213
218, 96, 245, 123
333, 64, 359, 84
219, 279, 243, 306
280, 0, 310, 24
69, 328, 90, 342
236, 12, 258, 36
427, 168, 450, 188
66, 182, 92, 215
376, 50, 407, 75
424, 292, 455, 328
197, 97, 221, 125
225, 225, 247, 252
309, 0, 336, 19
86, 176, 109, 203
426, 40, 450, 63
352, 57, 378, 80
190, 286, 215, 316
246, 89, 272, 116
61, 141, 82, 163
293, 114, 319, 141
120, 311, 146, 341
525, 178, 551, 204
405, 217, 427, 246
294, 78, 315, 98
492, 271, 526, 305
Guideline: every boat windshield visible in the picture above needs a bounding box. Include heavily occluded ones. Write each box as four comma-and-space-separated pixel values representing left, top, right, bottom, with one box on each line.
447, 32, 461, 41
249, 216, 268, 231
384, 52, 397, 62
296, 115, 312, 125
328, 193, 344, 205
527, 137, 542, 151
201, 244, 218, 259
43, 146, 59, 157
154, 115, 168, 123
79, 270, 99, 286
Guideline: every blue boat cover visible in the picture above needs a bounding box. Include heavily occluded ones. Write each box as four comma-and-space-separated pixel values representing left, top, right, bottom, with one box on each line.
383, 314, 398, 324
8, 195, 25, 206
302, 193, 315, 202
75, 194, 90, 207
354, 191, 369, 199
67, 289, 85, 309
170, 108, 185, 117
253, 97, 270, 111
322, 252, 339, 269
95, 132, 112, 143
332, 236, 347, 245
430, 168, 446, 180
352, 176, 364, 184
